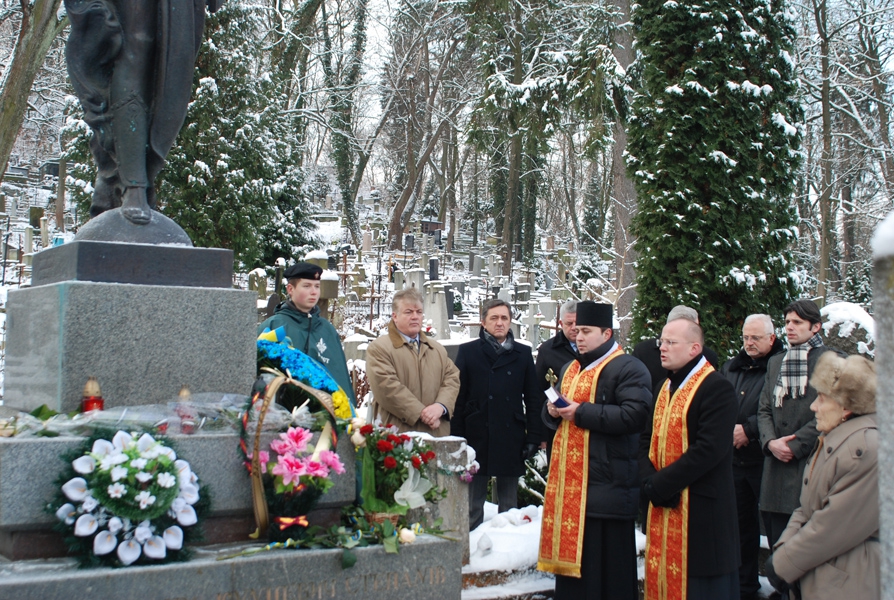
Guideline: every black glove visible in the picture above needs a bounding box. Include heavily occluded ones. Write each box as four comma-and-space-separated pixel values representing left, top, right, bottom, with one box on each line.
764, 553, 789, 594
642, 477, 680, 509
522, 442, 539, 461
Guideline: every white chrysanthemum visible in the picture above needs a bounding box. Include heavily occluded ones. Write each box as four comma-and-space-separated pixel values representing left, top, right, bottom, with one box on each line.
108, 516, 123, 534
156, 472, 176, 489
100, 452, 128, 471
81, 495, 98, 512
135, 471, 153, 483
134, 523, 152, 543
130, 458, 148, 470
110, 466, 128, 482
107, 483, 126, 498
135, 491, 156, 509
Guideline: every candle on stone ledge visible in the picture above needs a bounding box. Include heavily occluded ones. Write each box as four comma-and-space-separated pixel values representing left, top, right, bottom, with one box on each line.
82, 377, 104, 412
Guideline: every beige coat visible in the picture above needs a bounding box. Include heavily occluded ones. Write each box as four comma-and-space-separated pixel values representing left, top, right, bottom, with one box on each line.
366, 321, 460, 436
773, 413, 879, 600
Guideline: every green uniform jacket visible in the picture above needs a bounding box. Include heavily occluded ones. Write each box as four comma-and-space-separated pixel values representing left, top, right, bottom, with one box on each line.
258, 301, 357, 406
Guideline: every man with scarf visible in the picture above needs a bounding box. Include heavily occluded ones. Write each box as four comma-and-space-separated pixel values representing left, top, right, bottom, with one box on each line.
639, 317, 740, 600
537, 302, 651, 599
452, 298, 544, 530
757, 299, 833, 598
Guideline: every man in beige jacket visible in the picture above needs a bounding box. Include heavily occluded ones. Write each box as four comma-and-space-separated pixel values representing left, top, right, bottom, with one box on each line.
366, 288, 460, 436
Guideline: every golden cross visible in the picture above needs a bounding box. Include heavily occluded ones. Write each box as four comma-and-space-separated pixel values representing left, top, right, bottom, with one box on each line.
545, 368, 558, 387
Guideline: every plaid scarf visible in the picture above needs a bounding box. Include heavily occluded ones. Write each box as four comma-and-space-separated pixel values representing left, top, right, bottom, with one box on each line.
773, 333, 824, 407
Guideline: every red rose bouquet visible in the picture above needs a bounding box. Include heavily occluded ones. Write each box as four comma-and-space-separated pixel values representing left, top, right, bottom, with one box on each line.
352, 421, 441, 515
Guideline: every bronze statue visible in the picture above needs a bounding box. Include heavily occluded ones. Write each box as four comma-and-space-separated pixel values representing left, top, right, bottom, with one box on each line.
64, 0, 224, 225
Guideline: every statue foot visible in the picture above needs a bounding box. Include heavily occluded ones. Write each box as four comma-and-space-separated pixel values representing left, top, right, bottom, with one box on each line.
121, 187, 151, 225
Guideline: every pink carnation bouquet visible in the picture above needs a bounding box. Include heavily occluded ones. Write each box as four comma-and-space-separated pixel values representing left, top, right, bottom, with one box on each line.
248, 426, 345, 542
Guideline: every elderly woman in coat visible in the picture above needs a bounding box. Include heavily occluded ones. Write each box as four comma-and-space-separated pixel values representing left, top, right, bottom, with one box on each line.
765, 353, 879, 600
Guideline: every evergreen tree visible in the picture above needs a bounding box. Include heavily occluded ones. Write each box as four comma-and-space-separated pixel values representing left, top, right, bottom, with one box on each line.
627, 0, 803, 355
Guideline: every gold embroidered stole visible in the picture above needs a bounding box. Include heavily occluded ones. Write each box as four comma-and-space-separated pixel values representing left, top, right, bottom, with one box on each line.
644, 361, 714, 600
537, 346, 624, 577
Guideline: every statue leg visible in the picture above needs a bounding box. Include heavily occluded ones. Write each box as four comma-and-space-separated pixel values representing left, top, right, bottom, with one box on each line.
109, 0, 157, 225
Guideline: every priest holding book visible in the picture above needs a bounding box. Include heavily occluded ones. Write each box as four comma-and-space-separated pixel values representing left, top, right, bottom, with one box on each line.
537, 302, 652, 599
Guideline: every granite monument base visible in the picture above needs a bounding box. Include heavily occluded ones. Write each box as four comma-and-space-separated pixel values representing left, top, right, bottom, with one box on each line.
3, 281, 256, 413
0, 535, 461, 600
31, 240, 233, 288
0, 431, 356, 560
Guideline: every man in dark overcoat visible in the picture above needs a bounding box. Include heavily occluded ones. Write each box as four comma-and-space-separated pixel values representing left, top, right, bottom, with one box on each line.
639, 318, 740, 600
535, 299, 578, 460
721, 314, 784, 600
452, 298, 544, 530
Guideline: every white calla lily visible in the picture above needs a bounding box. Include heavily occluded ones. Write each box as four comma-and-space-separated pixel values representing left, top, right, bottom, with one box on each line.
74, 513, 98, 537
62, 477, 88, 502
174, 460, 192, 485
350, 430, 367, 448
108, 517, 123, 534
136, 433, 156, 453
93, 530, 117, 555
72, 455, 96, 474
163, 526, 183, 550
175, 504, 197, 526
160, 446, 177, 461
117, 539, 141, 565
91, 439, 114, 457
134, 523, 152, 543
393, 468, 432, 509
178, 483, 199, 505
112, 431, 133, 451
143, 535, 166, 559
55, 503, 76, 524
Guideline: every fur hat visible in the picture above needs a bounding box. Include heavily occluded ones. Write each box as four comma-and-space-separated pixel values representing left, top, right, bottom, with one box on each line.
809, 353, 877, 415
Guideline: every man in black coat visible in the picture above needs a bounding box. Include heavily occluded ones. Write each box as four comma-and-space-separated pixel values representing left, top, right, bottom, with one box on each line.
721, 314, 784, 600
631, 305, 721, 391
535, 299, 579, 460
452, 299, 544, 530
538, 302, 652, 599
639, 318, 740, 600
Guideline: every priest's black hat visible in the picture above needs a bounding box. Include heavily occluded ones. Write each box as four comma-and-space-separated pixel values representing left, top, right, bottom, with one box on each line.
283, 261, 323, 281
575, 301, 613, 329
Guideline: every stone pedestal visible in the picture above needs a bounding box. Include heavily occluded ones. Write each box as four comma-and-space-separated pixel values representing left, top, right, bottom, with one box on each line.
4, 282, 256, 413
0, 534, 461, 600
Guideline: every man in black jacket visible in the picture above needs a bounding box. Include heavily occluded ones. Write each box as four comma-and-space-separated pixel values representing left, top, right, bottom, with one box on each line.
452, 299, 544, 530
537, 302, 651, 599
535, 300, 578, 460
639, 318, 740, 600
721, 314, 784, 600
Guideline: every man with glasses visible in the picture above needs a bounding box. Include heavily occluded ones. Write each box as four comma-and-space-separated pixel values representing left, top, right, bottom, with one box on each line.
632, 305, 721, 391
639, 318, 740, 600
721, 315, 784, 600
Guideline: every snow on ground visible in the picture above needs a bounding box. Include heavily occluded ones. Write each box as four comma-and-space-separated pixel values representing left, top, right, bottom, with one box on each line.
463, 502, 776, 599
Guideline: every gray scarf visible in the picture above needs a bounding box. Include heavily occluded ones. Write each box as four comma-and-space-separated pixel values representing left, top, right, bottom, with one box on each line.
483, 329, 514, 355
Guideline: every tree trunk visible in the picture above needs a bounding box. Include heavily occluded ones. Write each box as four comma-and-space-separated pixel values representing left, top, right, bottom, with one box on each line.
500, 3, 524, 276
814, 0, 833, 304
610, 0, 637, 341
0, 0, 65, 187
